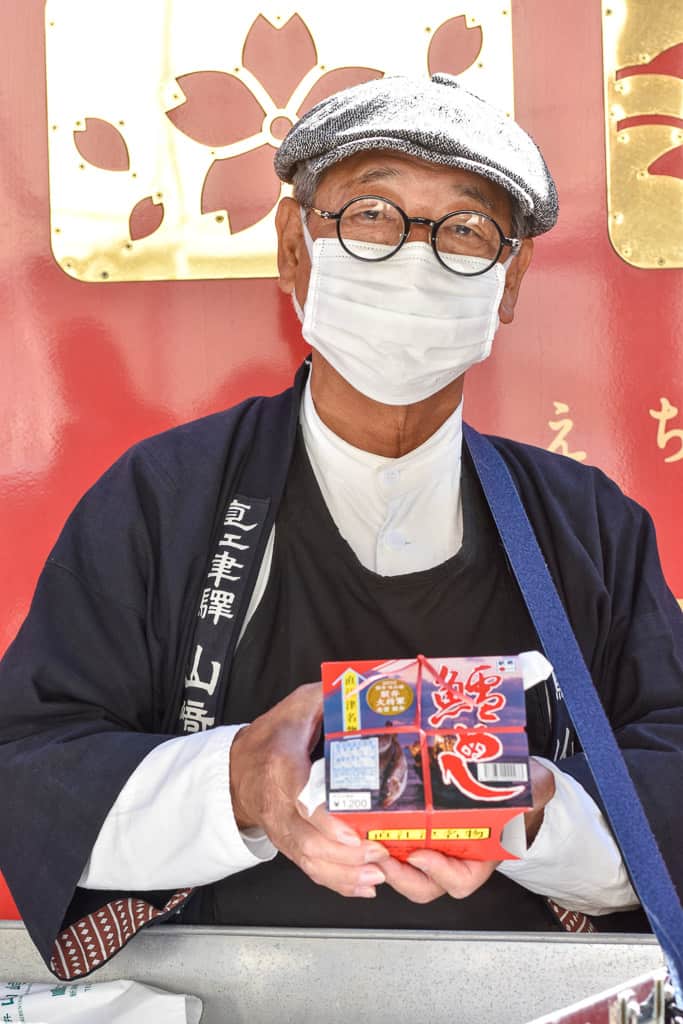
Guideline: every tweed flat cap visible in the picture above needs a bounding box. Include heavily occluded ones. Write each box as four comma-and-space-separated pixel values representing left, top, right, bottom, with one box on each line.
275, 73, 558, 236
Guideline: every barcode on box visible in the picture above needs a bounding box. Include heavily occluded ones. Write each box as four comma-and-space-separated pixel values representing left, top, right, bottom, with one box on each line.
476, 762, 528, 782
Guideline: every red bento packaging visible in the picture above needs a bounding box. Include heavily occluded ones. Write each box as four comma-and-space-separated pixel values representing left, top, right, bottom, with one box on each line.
322, 654, 533, 861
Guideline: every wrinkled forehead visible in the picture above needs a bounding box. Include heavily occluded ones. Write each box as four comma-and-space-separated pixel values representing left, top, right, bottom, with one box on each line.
313, 150, 513, 222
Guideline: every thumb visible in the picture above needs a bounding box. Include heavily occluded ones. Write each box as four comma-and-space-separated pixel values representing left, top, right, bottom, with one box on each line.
289, 681, 323, 752
308, 802, 362, 848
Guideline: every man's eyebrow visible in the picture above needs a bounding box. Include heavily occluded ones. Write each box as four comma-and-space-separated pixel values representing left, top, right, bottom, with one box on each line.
346, 166, 401, 189
451, 184, 497, 211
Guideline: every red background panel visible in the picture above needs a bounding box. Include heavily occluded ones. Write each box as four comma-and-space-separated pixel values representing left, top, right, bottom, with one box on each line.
0, 2, 680, 917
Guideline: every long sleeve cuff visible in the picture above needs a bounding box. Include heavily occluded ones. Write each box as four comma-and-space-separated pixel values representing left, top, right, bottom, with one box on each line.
497, 757, 639, 915
79, 725, 277, 890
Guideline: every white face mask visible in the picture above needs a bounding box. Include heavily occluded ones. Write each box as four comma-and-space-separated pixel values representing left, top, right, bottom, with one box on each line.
292, 217, 509, 406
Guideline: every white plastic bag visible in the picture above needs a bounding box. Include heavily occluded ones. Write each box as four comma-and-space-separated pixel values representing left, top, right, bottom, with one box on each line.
0, 979, 202, 1023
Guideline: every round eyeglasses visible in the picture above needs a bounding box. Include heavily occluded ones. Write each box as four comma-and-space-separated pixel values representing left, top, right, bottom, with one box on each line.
308, 195, 521, 277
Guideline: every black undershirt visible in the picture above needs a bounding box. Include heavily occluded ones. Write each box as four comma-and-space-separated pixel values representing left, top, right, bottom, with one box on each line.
188, 436, 561, 930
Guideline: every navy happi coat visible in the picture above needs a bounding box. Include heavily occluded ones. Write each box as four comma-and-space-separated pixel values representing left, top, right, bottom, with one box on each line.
0, 364, 681, 976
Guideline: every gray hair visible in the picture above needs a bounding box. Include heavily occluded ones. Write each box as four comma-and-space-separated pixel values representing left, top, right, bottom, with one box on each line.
291, 159, 529, 239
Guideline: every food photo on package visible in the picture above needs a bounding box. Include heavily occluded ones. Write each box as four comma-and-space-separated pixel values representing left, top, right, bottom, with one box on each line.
321, 652, 552, 861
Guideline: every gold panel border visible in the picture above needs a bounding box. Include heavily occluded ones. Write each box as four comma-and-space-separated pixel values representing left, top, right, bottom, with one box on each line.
602, 0, 683, 269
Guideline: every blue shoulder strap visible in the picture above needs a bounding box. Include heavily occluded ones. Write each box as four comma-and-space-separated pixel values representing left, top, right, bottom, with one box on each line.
463, 423, 683, 1001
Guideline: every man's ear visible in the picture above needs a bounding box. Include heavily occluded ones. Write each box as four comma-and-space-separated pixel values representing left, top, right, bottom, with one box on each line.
498, 238, 533, 324
275, 196, 305, 295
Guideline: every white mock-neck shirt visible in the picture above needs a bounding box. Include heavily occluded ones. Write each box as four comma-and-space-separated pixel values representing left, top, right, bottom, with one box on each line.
300, 372, 464, 576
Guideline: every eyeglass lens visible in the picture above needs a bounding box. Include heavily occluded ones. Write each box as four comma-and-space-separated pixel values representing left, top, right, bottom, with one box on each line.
337, 198, 502, 272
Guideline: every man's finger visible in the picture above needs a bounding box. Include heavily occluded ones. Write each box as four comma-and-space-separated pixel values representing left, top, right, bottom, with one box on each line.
272, 813, 388, 897
306, 804, 390, 861
379, 855, 447, 903
406, 850, 498, 899
274, 808, 388, 868
298, 851, 387, 898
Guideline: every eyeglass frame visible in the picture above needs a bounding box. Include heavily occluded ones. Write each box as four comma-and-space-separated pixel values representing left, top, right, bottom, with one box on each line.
307, 194, 522, 277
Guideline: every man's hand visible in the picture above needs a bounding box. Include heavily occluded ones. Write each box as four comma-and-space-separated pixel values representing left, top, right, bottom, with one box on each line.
229, 682, 389, 897
380, 757, 557, 903
380, 850, 497, 903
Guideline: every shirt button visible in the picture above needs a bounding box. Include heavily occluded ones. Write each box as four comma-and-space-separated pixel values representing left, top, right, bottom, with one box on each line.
385, 530, 405, 550
381, 468, 400, 484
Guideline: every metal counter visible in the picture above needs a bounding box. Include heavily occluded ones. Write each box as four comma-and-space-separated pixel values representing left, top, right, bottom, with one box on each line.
0, 922, 665, 1023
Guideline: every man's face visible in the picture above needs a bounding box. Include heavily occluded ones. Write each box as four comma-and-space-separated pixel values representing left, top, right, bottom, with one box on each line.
276, 150, 533, 324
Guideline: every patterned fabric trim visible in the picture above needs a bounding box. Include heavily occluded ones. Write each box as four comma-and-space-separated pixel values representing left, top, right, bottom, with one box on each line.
547, 897, 596, 933
49, 888, 193, 980
47, 889, 590, 978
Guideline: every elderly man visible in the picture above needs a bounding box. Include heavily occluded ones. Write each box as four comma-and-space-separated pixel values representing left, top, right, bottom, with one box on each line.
1, 74, 681, 979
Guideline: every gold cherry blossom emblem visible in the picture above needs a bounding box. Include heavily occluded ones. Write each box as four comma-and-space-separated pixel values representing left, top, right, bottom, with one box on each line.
46, 2, 514, 281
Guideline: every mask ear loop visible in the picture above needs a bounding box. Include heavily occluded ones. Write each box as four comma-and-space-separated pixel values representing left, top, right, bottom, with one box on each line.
501, 252, 517, 271
291, 291, 305, 323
